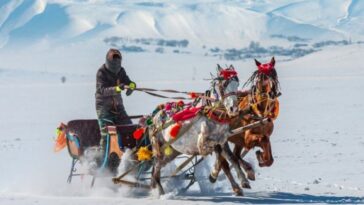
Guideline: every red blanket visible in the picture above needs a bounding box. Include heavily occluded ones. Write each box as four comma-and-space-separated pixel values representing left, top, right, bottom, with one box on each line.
172, 106, 202, 122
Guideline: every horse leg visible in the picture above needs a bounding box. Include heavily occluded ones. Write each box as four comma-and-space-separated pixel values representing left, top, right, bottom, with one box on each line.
221, 155, 243, 195
152, 159, 165, 195
233, 145, 255, 181
222, 143, 251, 189
209, 145, 223, 183
210, 145, 242, 196
151, 149, 180, 196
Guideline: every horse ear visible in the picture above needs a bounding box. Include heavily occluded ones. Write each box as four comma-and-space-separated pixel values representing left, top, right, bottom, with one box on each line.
255, 59, 261, 67
271, 57, 275, 67
229, 64, 235, 70
210, 72, 215, 79
217, 64, 222, 72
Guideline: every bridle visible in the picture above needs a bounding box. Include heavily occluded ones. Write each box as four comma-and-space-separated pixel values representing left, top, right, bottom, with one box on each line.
249, 78, 277, 118
213, 76, 239, 101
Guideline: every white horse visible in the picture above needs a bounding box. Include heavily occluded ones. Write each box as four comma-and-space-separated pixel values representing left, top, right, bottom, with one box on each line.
149, 66, 250, 195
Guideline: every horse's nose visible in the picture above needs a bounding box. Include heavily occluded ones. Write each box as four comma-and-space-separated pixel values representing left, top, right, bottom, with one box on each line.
229, 107, 238, 116
266, 158, 274, 166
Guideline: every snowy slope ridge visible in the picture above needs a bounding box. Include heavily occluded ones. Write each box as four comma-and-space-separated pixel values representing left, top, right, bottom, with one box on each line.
0, 0, 46, 47
1, 0, 364, 49
269, 0, 364, 37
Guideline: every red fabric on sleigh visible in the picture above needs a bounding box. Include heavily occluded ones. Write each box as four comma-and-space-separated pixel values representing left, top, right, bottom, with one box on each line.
172, 106, 202, 122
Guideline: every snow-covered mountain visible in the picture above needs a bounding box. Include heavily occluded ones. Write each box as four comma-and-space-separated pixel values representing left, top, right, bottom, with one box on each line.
1, 1, 364, 204
1, 0, 363, 49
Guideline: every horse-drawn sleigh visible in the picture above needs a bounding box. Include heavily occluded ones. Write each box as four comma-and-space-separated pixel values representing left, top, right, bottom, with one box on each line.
54, 57, 280, 196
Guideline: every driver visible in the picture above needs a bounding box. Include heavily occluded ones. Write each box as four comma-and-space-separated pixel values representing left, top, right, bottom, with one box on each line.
95, 48, 136, 152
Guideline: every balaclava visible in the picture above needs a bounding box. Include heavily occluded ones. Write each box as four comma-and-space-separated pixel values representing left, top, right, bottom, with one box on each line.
105, 48, 122, 74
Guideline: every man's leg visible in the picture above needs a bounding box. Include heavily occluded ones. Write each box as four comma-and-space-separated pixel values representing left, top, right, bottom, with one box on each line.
116, 109, 132, 125
97, 110, 115, 153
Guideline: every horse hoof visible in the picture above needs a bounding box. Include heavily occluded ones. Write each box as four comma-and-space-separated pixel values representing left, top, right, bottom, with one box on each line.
233, 188, 243, 196
159, 188, 165, 196
209, 174, 217, 183
112, 178, 119, 184
151, 181, 157, 189
247, 171, 256, 181
241, 182, 251, 189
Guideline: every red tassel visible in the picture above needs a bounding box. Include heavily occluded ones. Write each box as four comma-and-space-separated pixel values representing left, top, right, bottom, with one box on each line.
133, 128, 145, 140
169, 123, 182, 139
177, 100, 184, 107
220, 69, 237, 80
258, 63, 274, 75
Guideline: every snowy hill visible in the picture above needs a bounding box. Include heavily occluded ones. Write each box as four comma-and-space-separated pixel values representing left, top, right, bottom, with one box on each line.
1, 0, 363, 49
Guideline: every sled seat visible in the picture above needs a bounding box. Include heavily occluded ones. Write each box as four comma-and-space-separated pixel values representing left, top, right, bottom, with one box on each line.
65, 119, 140, 159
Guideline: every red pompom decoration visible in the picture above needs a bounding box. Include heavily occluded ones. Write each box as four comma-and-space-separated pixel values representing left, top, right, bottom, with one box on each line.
189, 92, 198, 99
258, 63, 274, 75
133, 128, 145, 140
169, 123, 182, 139
220, 69, 237, 80
177, 100, 184, 107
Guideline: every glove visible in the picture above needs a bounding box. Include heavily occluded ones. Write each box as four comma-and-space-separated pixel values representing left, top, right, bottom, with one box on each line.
119, 83, 126, 90
115, 83, 126, 93
126, 82, 136, 96
128, 82, 136, 90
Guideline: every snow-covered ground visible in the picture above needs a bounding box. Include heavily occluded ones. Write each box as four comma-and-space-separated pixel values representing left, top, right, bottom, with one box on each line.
1, 44, 364, 204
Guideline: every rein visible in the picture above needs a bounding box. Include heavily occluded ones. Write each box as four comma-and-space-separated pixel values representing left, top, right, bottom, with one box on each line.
133, 87, 219, 102
204, 106, 235, 124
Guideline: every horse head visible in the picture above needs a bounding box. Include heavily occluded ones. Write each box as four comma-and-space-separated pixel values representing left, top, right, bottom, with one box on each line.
254, 57, 280, 95
212, 64, 240, 117
242, 57, 280, 119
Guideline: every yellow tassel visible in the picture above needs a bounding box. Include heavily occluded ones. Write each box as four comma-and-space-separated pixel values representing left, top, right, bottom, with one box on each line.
55, 128, 61, 136
164, 145, 173, 156
136, 146, 153, 161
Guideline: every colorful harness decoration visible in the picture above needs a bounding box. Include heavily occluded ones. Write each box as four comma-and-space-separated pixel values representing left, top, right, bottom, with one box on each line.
220, 69, 237, 80
257, 61, 274, 75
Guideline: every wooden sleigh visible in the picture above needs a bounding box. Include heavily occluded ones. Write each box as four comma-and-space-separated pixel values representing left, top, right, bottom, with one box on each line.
56, 119, 146, 186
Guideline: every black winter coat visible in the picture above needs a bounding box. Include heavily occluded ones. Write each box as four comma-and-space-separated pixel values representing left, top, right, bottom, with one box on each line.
95, 64, 132, 116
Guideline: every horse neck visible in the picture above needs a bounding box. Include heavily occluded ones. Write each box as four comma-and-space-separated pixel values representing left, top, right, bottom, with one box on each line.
236, 91, 275, 120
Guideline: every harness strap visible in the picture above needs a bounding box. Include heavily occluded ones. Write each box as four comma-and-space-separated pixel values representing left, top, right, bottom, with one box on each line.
204, 107, 233, 124
142, 90, 192, 100
135, 87, 191, 94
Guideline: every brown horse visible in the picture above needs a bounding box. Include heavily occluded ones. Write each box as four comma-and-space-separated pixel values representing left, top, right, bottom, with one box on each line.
209, 57, 280, 195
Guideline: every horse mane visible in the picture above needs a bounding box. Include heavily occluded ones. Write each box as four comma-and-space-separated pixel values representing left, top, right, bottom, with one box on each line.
243, 68, 280, 96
